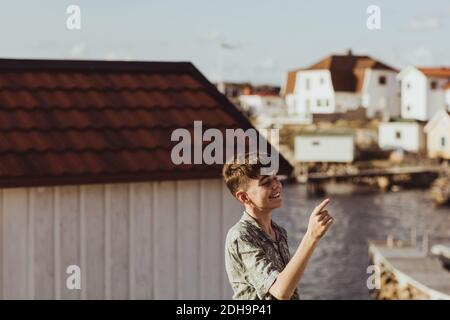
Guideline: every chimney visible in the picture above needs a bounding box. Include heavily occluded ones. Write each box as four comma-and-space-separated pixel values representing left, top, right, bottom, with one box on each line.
242, 85, 252, 95
347, 49, 353, 56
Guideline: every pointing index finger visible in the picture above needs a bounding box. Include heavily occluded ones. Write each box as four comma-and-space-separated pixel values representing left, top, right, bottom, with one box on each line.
314, 198, 330, 215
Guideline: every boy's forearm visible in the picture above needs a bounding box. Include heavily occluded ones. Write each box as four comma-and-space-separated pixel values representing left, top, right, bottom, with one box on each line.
269, 232, 319, 300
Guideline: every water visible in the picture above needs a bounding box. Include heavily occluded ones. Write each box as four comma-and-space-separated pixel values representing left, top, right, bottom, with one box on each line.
273, 182, 450, 300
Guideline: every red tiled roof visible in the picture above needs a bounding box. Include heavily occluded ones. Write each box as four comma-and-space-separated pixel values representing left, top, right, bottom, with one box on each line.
286, 53, 397, 93
418, 67, 450, 78
281, 69, 299, 95
0, 59, 292, 188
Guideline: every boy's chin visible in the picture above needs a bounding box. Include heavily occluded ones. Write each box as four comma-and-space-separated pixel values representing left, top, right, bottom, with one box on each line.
268, 199, 282, 208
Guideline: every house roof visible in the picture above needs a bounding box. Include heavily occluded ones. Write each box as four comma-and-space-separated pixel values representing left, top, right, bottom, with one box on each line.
285, 52, 397, 93
0, 58, 293, 188
281, 69, 299, 96
418, 67, 450, 78
424, 109, 450, 133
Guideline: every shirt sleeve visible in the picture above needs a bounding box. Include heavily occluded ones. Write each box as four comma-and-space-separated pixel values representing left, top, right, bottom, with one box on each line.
236, 238, 280, 299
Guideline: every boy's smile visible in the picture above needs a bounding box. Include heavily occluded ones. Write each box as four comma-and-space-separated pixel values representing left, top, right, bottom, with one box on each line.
256, 174, 283, 207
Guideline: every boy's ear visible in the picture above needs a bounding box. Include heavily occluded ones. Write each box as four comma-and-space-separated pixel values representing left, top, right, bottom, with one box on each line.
235, 190, 249, 205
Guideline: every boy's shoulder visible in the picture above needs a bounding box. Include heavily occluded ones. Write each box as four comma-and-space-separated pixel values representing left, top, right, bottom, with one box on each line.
225, 214, 288, 248
225, 218, 248, 245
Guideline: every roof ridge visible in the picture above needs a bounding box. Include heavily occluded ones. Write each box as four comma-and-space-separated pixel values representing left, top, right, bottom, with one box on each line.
0, 105, 216, 112
0, 124, 234, 132
0, 86, 204, 92
0, 145, 173, 155
0, 58, 194, 72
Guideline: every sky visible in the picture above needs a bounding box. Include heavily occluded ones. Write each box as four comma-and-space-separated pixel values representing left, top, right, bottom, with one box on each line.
0, 0, 449, 85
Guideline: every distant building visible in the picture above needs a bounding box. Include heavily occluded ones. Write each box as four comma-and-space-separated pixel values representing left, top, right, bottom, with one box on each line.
397, 66, 450, 121
238, 92, 286, 117
446, 83, 450, 110
378, 121, 426, 153
424, 110, 450, 160
282, 50, 400, 122
294, 131, 355, 163
215, 81, 252, 98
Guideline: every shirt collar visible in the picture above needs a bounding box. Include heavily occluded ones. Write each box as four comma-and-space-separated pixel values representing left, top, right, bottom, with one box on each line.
241, 210, 285, 243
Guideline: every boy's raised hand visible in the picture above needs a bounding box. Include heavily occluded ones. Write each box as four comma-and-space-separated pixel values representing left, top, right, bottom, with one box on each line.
306, 198, 334, 240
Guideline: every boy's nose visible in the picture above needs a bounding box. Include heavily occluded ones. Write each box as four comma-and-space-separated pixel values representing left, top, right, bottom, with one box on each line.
272, 180, 281, 189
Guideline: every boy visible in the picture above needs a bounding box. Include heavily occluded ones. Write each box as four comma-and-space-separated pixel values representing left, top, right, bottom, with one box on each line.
223, 153, 334, 300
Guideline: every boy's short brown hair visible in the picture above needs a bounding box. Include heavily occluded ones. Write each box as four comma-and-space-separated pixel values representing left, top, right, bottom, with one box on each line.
222, 153, 271, 196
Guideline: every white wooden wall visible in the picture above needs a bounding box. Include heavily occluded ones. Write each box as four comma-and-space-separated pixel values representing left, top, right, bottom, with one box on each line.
0, 179, 242, 300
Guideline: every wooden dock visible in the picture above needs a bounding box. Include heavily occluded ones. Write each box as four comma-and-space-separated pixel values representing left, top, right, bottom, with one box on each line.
301, 165, 443, 195
369, 241, 450, 300
307, 165, 442, 182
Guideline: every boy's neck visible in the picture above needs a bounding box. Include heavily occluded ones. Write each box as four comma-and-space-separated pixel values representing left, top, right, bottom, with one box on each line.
244, 206, 273, 234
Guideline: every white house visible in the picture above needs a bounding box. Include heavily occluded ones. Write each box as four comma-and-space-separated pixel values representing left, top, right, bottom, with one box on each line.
424, 109, 450, 160
0, 58, 293, 300
397, 66, 450, 121
378, 121, 426, 153
445, 83, 450, 110
282, 50, 400, 121
295, 132, 355, 163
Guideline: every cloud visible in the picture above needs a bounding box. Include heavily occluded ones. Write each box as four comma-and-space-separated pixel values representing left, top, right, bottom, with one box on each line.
405, 47, 434, 66
405, 15, 442, 31
258, 58, 275, 70
105, 52, 134, 61
68, 42, 87, 57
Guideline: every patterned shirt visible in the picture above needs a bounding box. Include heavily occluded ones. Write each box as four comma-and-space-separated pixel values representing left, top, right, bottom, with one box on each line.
225, 211, 300, 300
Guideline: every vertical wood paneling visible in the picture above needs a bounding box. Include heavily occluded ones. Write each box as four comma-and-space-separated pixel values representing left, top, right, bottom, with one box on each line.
104, 184, 111, 299
31, 187, 54, 299
129, 184, 135, 300
153, 181, 177, 299
200, 179, 224, 299
80, 186, 86, 300
58, 186, 81, 299
0, 190, 3, 299
106, 183, 130, 299
177, 180, 201, 299
0, 178, 236, 300
130, 182, 153, 299
221, 183, 243, 299
2, 188, 28, 299
82, 184, 105, 299
54, 188, 61, 299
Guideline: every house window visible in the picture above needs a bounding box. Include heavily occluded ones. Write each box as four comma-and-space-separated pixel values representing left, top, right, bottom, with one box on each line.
325, 99, 329, 107
395, 131, 401, 139
312, 141, 320, 146
406, 105, 411, 112
320, 78, 324, 85
430, 81, 438, 90
305, 78, 310, 90
441, 137, 447, 148
406, 82, 411, 89
378, 76, 387, 85
317, 99, 321, 107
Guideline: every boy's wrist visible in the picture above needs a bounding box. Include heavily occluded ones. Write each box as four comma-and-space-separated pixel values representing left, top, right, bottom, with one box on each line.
305, 230, 321, 245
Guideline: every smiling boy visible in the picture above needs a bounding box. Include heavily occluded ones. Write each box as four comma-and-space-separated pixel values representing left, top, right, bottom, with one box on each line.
223, 153, 334, 300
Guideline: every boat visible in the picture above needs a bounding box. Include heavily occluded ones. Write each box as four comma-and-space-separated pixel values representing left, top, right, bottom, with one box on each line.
430, 175, 450, 206
431, 244, 450, 270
